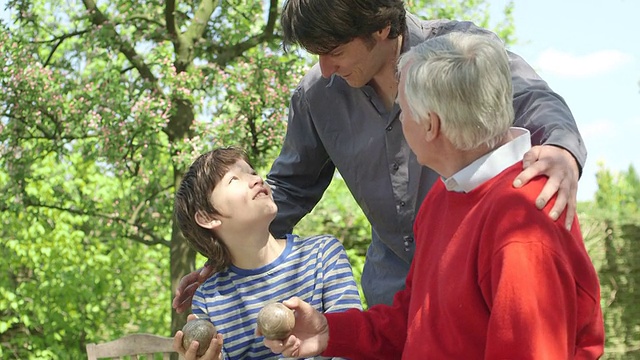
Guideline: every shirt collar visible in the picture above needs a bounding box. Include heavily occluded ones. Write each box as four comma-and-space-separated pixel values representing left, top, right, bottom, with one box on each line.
443, 127, 531, 192
404, 13, 427, 51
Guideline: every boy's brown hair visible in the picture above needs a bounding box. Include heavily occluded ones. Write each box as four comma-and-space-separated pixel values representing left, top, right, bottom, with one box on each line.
174, 147, 251, 272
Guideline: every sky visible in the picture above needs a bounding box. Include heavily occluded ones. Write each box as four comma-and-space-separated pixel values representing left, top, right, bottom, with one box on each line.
2, 0, 638, 202
488, 0, 640, 201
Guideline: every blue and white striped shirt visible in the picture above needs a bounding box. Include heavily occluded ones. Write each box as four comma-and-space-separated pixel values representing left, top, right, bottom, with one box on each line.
192, 234, 362, 359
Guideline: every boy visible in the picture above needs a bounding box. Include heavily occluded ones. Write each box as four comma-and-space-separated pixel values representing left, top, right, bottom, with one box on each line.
173, 147, 361, 359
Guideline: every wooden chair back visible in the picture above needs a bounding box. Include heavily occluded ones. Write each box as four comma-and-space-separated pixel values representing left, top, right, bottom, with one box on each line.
86, 333, 183, 360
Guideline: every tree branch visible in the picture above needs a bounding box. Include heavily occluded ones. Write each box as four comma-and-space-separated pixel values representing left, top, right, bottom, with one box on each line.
126, 14, 166, 28
127, 232, 169, 247
12, 108, 99, 143
173, 0, 220, 72
165, 0, 178, 39
210, 0, 278, 67
29, 30, 92, 67
25, 200, 170, 247
81, 0, 159, 87
30, 29, 91, 44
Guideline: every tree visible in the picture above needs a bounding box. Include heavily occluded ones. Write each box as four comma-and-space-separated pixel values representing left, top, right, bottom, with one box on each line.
0, 0, 514, 357
409, 0, 516, 45
580, 162, 640, 358
1, 0, 301, 357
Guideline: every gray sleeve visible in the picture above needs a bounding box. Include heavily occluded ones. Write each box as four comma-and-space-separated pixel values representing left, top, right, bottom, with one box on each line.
508, 50, 587, 174
266, 87, 335, 238
434, 20, 587, 175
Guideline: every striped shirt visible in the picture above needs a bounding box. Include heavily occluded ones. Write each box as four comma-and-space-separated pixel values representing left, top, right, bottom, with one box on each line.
192, 234, 362, 359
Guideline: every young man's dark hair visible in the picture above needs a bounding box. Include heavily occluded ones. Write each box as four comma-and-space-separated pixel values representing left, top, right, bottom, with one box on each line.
281, 0, 406, 53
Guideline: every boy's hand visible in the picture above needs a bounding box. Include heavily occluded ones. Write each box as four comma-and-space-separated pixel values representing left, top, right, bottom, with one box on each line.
174, 315, 224, 360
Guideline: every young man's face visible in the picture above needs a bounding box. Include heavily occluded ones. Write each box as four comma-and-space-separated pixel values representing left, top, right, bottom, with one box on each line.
317, 33, 392, 88
209, 160, 277, 226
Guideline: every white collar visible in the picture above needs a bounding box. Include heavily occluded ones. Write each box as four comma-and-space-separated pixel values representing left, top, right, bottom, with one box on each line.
443, 128, 531, 192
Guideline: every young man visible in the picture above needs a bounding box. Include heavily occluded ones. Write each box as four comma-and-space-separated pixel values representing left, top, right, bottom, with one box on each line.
263, 33, 604, 359
174, 0, 587, 309
172, 147, 361, 360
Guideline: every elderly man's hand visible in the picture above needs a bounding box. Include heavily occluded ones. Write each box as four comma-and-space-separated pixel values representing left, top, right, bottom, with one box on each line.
259, 297, 329, 358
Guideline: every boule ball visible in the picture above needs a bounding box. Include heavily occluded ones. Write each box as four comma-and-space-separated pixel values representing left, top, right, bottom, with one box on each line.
181, 319, 217, 356
256, 302, 295, 340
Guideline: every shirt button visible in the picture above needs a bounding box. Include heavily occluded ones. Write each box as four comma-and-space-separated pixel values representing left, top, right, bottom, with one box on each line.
400, 201, 406, 207
403, 235, 413, 251
392, 163, 399, 171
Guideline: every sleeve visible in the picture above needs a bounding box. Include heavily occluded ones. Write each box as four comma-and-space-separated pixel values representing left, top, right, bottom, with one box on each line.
191, 287, 209, 319
508, 50, 587, 175
321, 254, 413, 360
266, 86, 335, 237
191, 287, 231, 360
440, 20, 587, 174
479, 230, 600, 358
319, 237, 363, 313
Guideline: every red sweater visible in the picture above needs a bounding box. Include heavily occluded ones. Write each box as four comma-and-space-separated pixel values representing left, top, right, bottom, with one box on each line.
323, 163, 604, 359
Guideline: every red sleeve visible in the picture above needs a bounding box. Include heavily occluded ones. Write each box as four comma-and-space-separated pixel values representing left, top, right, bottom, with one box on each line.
321, 261, 413, 359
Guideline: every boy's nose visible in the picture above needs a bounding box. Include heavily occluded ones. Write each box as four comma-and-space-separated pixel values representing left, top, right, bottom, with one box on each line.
250, 174, 264, 187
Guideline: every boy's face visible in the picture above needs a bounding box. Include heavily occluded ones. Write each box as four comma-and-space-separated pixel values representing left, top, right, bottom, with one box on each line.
209, 159, 277, 226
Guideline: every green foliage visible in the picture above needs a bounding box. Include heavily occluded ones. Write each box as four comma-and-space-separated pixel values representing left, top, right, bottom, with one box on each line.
580, 163, 640, 358
1, 0, 298, 356
0, 154, 171, 359
293, 173, 371, 307
407, 0, 516, 45
211, 49, 306, 169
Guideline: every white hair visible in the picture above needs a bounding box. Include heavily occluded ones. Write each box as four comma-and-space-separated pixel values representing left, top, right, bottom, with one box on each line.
397, 32, 514, 150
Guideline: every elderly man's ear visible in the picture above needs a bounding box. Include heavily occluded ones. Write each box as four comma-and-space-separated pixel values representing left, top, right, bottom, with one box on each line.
424, 111, 440, 141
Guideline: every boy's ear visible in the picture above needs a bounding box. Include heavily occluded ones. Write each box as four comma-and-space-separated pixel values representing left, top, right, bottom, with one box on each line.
194, 211, 221, 230
374, 24, 391, 40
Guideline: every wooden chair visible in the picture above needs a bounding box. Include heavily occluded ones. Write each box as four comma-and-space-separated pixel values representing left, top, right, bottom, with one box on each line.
86, 333, 184, 360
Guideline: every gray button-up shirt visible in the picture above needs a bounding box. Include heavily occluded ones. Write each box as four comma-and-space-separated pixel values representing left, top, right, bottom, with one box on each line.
267, 14, 587, 306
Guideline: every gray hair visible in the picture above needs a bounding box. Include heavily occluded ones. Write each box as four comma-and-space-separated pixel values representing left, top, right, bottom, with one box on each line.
398, 32, 514, 150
